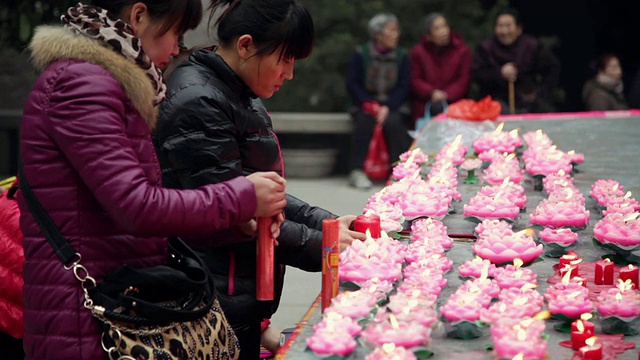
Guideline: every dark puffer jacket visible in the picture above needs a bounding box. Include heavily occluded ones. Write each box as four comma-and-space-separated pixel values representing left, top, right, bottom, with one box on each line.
155, 49, 335, 329
19, 27, 257, 360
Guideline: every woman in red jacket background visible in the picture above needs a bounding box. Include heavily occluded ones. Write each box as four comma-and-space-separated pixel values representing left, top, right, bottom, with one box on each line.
410, 12, 471, 124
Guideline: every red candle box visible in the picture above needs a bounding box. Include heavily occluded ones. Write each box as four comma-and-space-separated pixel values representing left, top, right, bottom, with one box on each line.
619, 264, 639, 289
571, 318, 595, 350
579, 337, 602, 359
594, 258, 614, 285
353, 214, 381, 238
321, 218, 340, 312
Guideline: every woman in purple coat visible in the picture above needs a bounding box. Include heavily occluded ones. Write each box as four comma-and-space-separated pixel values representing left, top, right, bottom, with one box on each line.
18, 1, 287, 359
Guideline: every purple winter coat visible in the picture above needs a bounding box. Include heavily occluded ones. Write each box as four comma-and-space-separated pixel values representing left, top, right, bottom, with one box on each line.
18, 26, 257, 360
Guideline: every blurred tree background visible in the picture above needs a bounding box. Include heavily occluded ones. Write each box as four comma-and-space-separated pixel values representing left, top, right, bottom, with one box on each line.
263, 0, 506, 112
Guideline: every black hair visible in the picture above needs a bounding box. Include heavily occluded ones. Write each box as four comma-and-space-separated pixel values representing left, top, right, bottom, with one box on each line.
495, 7, 523, 27
209, 0, 314, 60
594, 53, 619, 73
93, 0, 203, 36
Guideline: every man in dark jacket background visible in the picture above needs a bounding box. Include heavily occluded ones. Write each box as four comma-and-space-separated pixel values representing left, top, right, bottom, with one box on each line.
472, 7, 561, 114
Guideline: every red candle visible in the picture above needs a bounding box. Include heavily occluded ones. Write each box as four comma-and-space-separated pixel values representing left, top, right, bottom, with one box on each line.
353, 214, 381, 238
559, 250, 581, 269
256, 217, 274, 301
579, 337, 602, 359
594, 258, 614, 285
619, 264, 639, 289
321, 218, 340, 312
559, 264, 579, 279
571, 318, 595, 350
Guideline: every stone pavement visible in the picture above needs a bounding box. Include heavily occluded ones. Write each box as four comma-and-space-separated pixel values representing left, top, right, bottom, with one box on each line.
270, 176, 382, 330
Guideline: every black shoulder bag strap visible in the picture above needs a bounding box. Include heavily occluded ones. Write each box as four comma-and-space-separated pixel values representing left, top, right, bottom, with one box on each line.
18, 164, 79, 265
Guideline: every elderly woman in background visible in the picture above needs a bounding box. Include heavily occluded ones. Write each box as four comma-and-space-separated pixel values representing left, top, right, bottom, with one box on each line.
410, 12, 471, 124
346, 13, 412, 189
582, 53, 629, 111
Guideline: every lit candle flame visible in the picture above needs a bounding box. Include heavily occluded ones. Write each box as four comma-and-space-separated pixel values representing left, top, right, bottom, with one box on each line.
624, 191, 632, 199
512, 354, 524, 360
389, 313, 399, 329
520, 283, 538, 291
532, 310, 551, 320
517, 329, 527, 341
617, 279, 633, 292
509, 129, 519, 138
613, 183, 619, 192
365, 229, 372, 240
580, 313, 593, 321
514, 297, 527, 306
499, 303, 507, 312
382, 343, 396, 353
615, 292, 622, 301
494, 122, 505, 133
623, 212, 640, 222
513, 258, 524, 268
516, 228, 536, 238
408, 299, 419, 308
561, 266, 573, 285
558, 169, 565, 176
480, 262, 490, 281
576, 320, 585, 333
604, 258, 611, 263
567, 150, 575, 156
585, 337, 597, 347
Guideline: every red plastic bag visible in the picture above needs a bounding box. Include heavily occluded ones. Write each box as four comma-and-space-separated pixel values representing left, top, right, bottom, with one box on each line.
447, 96, 501, 121
363, 124, 390, 180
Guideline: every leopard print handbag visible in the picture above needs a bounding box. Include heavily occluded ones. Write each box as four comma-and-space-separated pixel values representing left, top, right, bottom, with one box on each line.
101, 297, 240, 360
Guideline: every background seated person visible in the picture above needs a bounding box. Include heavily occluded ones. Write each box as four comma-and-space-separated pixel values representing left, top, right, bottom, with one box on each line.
582, 53, 629, 111
346, 13, 412, 189
471, 7, 560, 114
410, 12, 471, 122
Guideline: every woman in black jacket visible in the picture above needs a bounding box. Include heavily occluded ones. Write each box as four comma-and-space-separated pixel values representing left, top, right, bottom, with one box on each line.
154, 0, 365, 358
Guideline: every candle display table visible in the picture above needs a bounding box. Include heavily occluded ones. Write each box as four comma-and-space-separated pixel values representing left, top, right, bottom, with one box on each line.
277, 114, 640, 359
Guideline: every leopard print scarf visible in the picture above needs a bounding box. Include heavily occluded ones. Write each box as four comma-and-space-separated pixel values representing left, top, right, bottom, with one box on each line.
61, 3, 166, 104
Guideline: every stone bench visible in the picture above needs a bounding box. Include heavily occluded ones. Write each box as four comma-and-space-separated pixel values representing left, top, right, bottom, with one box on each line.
269, 112, 353, 178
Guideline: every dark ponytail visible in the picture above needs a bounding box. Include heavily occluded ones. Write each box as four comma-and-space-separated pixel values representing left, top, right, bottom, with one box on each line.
93, 0, 203, 36
209, 0, 314, 60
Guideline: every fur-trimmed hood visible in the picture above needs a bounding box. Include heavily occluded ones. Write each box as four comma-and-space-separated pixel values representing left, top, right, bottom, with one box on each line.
28, 25, 158, 127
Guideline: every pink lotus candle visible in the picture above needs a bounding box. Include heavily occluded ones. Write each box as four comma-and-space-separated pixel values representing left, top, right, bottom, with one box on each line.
339, 236, 405, 283
392, 161, 421, 181
306, 327, 357, 356
619, 264, 639, 289
314, 311, 363, 337
567, 150, 584, 165
401, 194, 450, 220
596, 280, 640, 319
523, 129, 552, 148
472, 123, 522, 154
463, 193, 521, 220
491, 318, 548, 360
474, 229, 542, 265
478, 182, 527, 209
436, 135, 467, 165
594, 258, 614, 285
590, 179, 625, 206
361, 314, 431, 348
538, 227, 579, 246
544, 275, 593, 319
480, 300, 540, 325
360, 278, 395, 301
494, 259, 539, 289
399, 148, 428, 165
523, 145, 573, 176
458, 256, 498, 278
440, 297, 487, 323
593, 212, 640, 248
529, 198, 590, 229
499, 284, 545, 310
603, 201, 639, 216
327, 290, 378, 319
474, 219, 513, 238
365, 343, 418, 360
